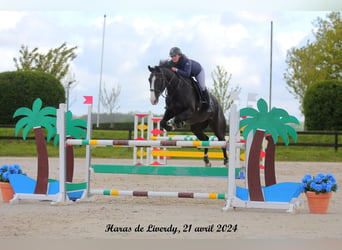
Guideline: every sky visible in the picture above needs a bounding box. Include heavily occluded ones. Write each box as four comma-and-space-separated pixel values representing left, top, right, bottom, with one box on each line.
0, 0, 341, 122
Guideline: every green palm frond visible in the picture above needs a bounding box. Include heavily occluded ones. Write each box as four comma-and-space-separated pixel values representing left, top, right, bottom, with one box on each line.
239, 117, 254, 128
13, 107, 32, 118
256, 98, 268, 114
240, 107, 259, 118
22, 120, 33, 140
31, 97, 43, 112
40, 106, 57, 116
286, 125, 298, 143
53, 111, 87, 145
269, 107, 289, 118
265, 127, 279, 144
13, 98, 57, 141
14, 117, 30, 138
239, 98, 299, 145
277, 126, 290, 145
242, 123, 258, 140
281, 115, 300, 125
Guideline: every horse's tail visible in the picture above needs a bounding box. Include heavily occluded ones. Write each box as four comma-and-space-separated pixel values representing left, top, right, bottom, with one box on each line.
209, 94, 227, 140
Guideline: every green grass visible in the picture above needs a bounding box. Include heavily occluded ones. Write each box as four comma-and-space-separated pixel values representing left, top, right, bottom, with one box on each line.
0, 128, 341, 162
275, 146, 341, 162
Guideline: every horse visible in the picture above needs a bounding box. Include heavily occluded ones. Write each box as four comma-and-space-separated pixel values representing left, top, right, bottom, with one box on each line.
148, 65, 228, 167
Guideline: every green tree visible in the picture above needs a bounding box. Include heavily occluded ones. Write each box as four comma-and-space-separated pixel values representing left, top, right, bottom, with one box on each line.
13, 42, 77, 81
210, 65, 241, 115
284, 12, 342, 113
0, 71, 65, 124
303, 80, 342, 130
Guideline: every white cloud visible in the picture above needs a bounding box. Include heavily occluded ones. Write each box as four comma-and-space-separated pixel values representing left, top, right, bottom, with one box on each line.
217, 56, 246, 76
132, 17, 158, 35
275, 30, 309, 56
0, 11, 27, 30
0, 48, 17, 70
236, 11, 275, 23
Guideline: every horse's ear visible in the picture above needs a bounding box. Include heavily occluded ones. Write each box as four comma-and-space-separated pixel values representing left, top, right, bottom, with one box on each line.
148, 65, 161, 72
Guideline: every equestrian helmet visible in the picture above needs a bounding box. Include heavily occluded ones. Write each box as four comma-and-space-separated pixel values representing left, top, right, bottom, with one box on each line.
169, 47, 182, 57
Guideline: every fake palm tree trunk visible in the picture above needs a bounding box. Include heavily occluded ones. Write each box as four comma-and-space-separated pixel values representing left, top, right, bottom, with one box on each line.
34, 127, 49, 194
247, 131, 278, 201
66, 136, 74, 183
247, 129, 265, 201
264, 135, 276, 186
33, 129, 74, 194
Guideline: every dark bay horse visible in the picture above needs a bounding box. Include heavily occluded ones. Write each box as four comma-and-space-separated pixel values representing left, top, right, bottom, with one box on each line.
148, 65, 228, 167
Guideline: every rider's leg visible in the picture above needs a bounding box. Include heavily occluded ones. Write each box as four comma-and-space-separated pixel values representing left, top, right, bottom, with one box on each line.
195, 69, 211, 111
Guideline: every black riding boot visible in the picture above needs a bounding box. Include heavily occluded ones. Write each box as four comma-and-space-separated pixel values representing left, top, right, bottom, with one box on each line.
201, 89, 212, 112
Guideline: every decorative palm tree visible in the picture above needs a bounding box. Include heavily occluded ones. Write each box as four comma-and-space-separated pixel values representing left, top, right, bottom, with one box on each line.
53, 111, 87, 145
13, 98, 56, 194
239, 98, 299, 201
53, 111, 87, 182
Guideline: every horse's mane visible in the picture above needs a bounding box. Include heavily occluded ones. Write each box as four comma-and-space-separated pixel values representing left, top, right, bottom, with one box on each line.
157, 59, 194, 86
158, 59, 173, 68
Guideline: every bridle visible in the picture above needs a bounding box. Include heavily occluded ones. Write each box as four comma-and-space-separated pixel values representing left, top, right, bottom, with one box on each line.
149, 68, 181, 98
149, 71, 166, 96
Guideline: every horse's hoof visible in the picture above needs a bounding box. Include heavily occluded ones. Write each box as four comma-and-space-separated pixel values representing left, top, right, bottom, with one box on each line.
205, 162, 212, 167
163, 125, 173, 131
176, 121, 184, 128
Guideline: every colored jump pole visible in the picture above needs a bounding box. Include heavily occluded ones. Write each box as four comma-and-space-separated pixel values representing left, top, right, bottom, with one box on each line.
66, 139, 228, 148
151, 135, 229, 141
91, 189, 227, 199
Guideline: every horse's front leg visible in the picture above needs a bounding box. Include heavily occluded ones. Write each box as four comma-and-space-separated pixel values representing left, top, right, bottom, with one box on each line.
160, 109, 175, 131
174, 109, 193, 128
203, 148, 212, 167
222, 147, 228, 167
191, 123, 211, 167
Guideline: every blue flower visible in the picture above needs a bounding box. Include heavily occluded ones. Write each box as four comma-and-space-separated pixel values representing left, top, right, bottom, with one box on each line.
301, 173, 338, 194
0, 165, 8, 173
326, 173, 336, 184
0, 164, 25, 183
302, 174, 312, 183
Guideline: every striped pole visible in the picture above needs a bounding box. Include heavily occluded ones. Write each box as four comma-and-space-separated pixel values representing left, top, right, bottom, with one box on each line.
151, 150, 225, 158
66, 139, 228, 148
91, 189, 227, 199
150, 135, 228, 141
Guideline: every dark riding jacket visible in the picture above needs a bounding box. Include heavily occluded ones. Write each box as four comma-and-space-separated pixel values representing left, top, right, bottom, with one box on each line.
173, 56, 202, 78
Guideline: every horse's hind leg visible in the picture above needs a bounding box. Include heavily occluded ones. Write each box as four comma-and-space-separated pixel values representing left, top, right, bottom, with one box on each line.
190, 123, 211, 167
209, 117, 228, 167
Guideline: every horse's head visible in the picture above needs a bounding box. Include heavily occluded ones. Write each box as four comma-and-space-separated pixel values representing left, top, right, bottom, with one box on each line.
148, 65, 167, 105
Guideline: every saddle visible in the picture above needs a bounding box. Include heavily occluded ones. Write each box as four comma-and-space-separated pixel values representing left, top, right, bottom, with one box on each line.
190, 77, 212, 112
190, 78, 201, 100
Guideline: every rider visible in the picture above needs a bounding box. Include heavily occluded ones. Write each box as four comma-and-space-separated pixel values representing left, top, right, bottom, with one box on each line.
169, 47, 211, 111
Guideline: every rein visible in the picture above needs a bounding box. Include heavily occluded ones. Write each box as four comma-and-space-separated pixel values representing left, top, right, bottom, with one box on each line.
150, 69, 183, 99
